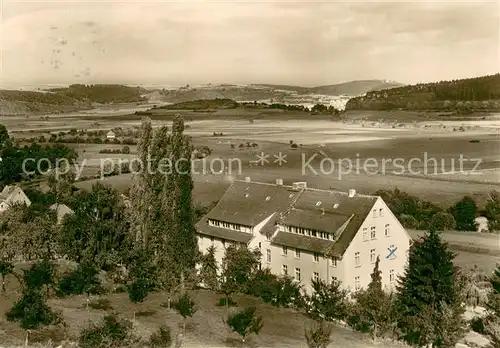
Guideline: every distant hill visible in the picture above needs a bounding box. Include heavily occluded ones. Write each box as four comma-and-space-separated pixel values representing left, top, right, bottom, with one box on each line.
256, 80, 404, 96
0, 84, 147, 115
346, 74, 500, 113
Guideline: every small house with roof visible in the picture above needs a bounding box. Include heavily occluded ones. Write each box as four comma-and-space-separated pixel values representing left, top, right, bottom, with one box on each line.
0, 185, 31, 213
49, 203, 74, 224
196, 178, 411, 294
106, 130, 116, 139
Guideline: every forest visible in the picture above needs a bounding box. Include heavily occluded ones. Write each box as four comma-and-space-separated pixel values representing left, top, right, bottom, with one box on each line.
346, 74, 500, 113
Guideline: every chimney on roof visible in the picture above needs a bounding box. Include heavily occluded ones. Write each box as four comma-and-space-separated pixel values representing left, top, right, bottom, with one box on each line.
245, 176, 251, 182
276, 178, 283, 186
348, 189, 356, 198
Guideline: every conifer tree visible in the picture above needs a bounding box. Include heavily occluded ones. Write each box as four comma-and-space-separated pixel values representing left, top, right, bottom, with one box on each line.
395, 228, 465, 347
348, 256, 395, 339
199, 245, 218, 291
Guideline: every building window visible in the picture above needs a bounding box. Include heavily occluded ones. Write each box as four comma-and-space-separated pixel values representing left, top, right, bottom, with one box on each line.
331, 256, 338, 267
311, 230, 317, 237
385, 224, 390, 237
379, 208, 383, 217
282, 246, 288, 256
295, 267, 301, 281
295, 248, 301, 259
282, 265, 288, 275
370, 249, 376, 263
355, 276, 360, 290
389, 269, 395, 283
362, 227, 368, 241
313, 272, 319, 282
266, 249, 271, 263
313, 253, 319, 263
370, 226, 376, 240
355, 252, 361, 267
373, 209, 377, 218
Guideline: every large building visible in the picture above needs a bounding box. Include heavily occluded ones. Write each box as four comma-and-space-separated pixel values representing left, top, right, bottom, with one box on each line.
196, 178, 411, 294
0, 185, 31, 213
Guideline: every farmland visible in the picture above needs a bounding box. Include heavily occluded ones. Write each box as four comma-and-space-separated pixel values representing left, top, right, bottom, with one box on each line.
2, 106, 498, 207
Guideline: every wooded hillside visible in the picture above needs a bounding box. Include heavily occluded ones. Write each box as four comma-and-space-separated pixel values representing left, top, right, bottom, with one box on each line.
345, 74, 500, 113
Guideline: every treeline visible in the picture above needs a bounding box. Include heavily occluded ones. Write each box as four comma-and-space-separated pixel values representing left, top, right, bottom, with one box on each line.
0, 89, 80, 106
0, 142, 77, 185
155, 98, 341, 114
49, 84, 147, 104
346, 74, 500, 112
375, 188, 500, 232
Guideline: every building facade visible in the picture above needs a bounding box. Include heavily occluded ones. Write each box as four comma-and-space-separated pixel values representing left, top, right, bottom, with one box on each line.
196, 179, 411, 294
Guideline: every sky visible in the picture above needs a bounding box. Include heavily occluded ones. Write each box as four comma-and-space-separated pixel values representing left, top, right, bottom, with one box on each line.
1, 0, 499, 87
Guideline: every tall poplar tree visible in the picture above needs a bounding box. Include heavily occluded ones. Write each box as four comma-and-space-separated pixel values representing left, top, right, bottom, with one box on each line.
129, 115, 198, 294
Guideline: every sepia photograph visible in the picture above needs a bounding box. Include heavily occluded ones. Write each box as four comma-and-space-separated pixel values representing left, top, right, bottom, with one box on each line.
0, 0, 499, 347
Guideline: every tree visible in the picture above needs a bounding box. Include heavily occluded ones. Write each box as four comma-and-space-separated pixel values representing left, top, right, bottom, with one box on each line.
485, 190, 500, 231
347, 257, 396, 339
126, 248, 158, 320
6, 261, 62, 334
59, 182, 131, 270
227, 307, 263, 347
199, 245, 218, 291
56, 262, 102, 302
304, 320, 332, 348
395, 228, 466, 347
172, 292, 197, 335
0, 124, 9, 147
219, 245, 261, 313
307, 278, 348, 322
485, 264, 500, 346
128, 115, 198, 294
22, 259, 56, 295
449, 196, 477, 231
429, 212, 456, 231
0, 259, 14, 293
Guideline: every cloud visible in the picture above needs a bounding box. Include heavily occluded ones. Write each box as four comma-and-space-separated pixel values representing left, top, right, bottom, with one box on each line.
1, 0, 498, 86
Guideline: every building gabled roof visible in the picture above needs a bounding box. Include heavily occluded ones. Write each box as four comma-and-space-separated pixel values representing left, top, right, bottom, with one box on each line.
272, 231, 334, 254
196, 221, 254, 244
204, 181, 297, 227
196, 180, 379, 256
0, 185, 27, 205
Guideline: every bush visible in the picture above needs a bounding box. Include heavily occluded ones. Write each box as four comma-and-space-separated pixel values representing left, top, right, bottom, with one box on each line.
78, 313, 138, 348
470, 317, 486, 334
6, 289, 62, 329
307, 279, 348, 322
121, 145, 130, 154
149, 325, 172, 347
227, 307, 263, 344
305, 320, 332, 348
56, 262, 103, 297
